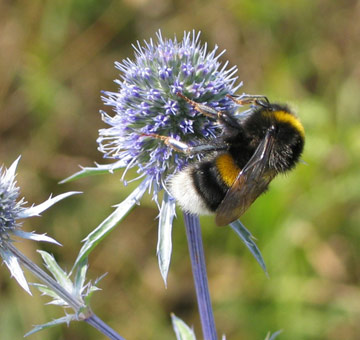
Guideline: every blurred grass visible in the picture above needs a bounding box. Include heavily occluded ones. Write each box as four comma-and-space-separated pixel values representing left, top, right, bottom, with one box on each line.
1, 0, 360, 339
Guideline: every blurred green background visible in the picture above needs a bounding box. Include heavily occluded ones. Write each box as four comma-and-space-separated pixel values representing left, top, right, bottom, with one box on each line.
1, 0, 360, 339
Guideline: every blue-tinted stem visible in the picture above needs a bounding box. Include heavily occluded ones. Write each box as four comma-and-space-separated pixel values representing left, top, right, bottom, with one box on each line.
85, 314, 126, 340
183, 212, 217, 340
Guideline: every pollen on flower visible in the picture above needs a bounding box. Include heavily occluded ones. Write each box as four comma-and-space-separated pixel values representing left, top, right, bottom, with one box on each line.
98, 30, 242, 196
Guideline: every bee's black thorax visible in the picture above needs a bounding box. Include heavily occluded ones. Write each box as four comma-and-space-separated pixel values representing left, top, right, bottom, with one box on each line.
222, 132, 255, 170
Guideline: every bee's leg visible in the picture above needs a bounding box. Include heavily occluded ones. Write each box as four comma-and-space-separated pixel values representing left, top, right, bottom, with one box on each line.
176, 92, 242, 130
227, 94, 270, 107
177, 92, 220, 119
141, 133, 227, 155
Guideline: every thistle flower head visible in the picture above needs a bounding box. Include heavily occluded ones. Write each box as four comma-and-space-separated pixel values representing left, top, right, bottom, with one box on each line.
98, 30, 241, 194
0, 157, 79, 293
0, 158, 26, 239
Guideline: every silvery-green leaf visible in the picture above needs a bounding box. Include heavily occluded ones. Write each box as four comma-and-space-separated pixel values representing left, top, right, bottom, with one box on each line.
73, 178, 149, 269
31, 283, 62, 300
24, 315, 75, 337
37, 250, 73, 291
45, 299, 67, 306
157, 192, 176, 287
171, 314, 196, 340
12, 230, 61, 245
84, 285, 101, 305
31, 283, 67, 306
229, 220, 267, 274
59, 159, 128, 184
74, 257, 88, 295
18, 191, 81, 218
0, 248, 30, 294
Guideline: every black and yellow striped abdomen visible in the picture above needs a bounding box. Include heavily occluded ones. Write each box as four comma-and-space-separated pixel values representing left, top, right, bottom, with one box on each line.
190, 153, 241, 212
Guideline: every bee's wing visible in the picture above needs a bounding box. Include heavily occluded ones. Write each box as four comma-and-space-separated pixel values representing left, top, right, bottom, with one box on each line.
215, 128, 276, 226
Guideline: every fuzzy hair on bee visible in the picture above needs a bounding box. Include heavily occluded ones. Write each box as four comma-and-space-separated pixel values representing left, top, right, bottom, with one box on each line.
143, 93, 305, 226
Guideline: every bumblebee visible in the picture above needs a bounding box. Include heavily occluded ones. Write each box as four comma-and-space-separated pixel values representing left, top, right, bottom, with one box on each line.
144, 92, 305, 226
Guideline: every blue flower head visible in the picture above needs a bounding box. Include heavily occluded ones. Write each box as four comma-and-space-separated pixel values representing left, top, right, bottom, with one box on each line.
0, 157, 79, 293
0, 159, 25, 239
98, 30, 241, 197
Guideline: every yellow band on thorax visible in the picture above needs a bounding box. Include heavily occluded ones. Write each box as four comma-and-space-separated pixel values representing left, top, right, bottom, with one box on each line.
216, 153, 240, 187
271, 110, 305, 138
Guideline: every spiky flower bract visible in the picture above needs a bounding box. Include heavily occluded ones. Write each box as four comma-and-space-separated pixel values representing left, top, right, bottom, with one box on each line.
0, 157, 79, 293
98, 30, 241, 197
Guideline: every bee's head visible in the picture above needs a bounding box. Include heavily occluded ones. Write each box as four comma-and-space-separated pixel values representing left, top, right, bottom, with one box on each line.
267, 105, 305, 172
245, 103, 305, 173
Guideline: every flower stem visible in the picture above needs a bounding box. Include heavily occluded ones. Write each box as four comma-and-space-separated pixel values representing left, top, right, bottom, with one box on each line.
84, 314, 126, 340
183, 212, 217, 340
7, 243, 126, 340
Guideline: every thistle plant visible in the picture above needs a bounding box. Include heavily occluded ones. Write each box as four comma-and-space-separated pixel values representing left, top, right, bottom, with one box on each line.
0, 157, 125, 340
0, 156, 77, 293
64, 30, 268, 339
